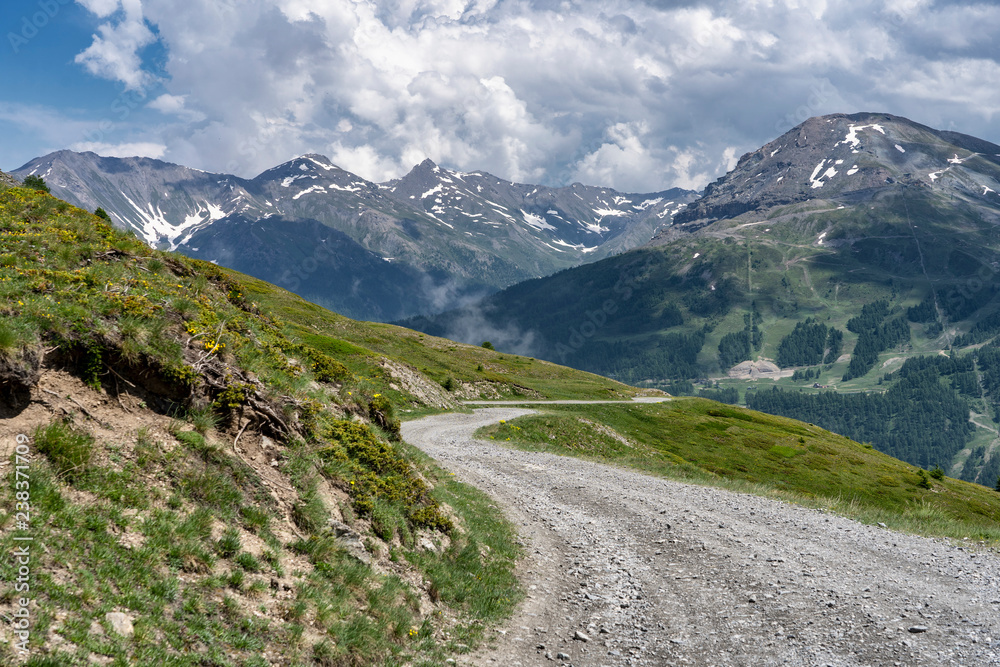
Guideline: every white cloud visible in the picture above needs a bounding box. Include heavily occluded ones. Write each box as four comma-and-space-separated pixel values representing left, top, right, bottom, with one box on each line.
61, 0, 1000, 192
70, 141, 167, 158
147, 93, 206, 121
76, 0, 122, 18
75, 0, 156, 90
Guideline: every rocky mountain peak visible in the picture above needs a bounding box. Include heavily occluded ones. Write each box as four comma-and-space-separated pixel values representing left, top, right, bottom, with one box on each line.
674, 112, 1000, 226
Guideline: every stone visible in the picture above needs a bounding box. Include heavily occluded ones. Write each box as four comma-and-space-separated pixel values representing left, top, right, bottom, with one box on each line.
556, 653, 570, 660
908, 625, 929, 633
574, 630, 590, 642
105, 612, 134, 637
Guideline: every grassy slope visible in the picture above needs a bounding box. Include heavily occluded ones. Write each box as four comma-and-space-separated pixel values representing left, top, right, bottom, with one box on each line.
0, 182, 541, 665
477, 400, 1000, 544
224, 271, 646, 406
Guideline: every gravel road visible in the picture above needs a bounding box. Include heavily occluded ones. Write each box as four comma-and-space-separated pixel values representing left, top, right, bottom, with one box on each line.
402, 409, 1000, 667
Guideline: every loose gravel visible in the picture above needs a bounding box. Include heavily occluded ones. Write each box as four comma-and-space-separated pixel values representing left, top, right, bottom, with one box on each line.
403, 409, 1000, 667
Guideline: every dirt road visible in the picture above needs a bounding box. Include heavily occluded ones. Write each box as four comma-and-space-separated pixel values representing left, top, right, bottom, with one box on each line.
402, 409, 1000, 666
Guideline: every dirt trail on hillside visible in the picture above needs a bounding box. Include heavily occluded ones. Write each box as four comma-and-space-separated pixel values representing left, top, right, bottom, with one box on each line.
403, 410, 1000, 667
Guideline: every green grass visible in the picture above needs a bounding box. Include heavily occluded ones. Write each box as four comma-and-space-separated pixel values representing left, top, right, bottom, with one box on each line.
33, 419, 94, 480
476, 399, 1000, 544
226, 270, 646, 406
0, 180, 527, 665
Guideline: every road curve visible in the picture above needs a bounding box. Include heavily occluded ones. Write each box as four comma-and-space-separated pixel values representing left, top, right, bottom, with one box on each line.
461, 397, 670, 406
403, 409, 1000, 667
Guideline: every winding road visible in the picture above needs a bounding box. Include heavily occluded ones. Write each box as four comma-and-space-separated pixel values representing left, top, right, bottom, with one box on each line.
403, 408, 1000, 667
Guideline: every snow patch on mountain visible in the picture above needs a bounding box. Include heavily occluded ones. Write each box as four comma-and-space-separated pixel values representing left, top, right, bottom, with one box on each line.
304, 156, 336, 171
633, 198, 663, 211
809, 160, 828, 189
593, 207, 627, 217
837, 124, 885, 150
281, 175, 313, 187
551, 239, 599, 253
328, 182, 365, 193
521, 210, 556, 231
293, 185, 327, 200
421, 184, 443, 199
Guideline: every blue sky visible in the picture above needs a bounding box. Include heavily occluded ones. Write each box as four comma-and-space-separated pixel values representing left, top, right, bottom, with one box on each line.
2, 0, 999, 192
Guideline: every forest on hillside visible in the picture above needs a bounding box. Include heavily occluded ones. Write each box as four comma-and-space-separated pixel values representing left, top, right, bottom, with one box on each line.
747, 352, 1000, 487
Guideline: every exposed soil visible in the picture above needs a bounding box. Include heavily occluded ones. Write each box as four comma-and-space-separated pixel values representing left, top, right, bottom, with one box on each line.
403, 409, 1000, 667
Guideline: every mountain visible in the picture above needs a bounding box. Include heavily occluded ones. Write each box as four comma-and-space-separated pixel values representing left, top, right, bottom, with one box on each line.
1, 172, 659, 663
12, 151, 696, 320
5, 173, 1000, 664
404, 112, 1000, 483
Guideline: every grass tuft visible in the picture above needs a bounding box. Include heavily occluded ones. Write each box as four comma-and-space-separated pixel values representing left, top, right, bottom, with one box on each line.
33, 418, 94, 480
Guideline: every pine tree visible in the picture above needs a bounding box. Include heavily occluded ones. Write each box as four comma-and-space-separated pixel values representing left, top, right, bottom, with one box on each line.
23, 175, 49, 193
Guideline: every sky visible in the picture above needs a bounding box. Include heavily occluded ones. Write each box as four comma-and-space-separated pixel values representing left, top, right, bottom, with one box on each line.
1, 0, 999, 193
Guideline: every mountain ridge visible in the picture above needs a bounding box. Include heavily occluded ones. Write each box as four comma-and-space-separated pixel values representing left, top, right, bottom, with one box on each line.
403, 112, 1000, 484
13, 150, 697, 321
669, 111, 1000, 229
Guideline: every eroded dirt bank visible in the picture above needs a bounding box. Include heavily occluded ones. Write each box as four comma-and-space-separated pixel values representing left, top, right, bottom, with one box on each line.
403, 409, 1000, 667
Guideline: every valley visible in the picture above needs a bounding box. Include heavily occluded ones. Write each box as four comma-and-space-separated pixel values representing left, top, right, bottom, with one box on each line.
406, 112, 1000, 486
4, 113, 1000, 665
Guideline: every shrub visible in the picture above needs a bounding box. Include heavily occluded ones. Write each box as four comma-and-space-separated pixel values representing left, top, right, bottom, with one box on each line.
94, 207, 110, 220
916, 469, 932, 489
481, 341, 494, 350
34, 419, 94, 480
23, 175, 49, 193
442, 376, 456, 392
929, 466, 945, 480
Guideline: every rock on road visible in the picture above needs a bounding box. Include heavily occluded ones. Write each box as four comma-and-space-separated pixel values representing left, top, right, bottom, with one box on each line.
402, 409, 1000, 666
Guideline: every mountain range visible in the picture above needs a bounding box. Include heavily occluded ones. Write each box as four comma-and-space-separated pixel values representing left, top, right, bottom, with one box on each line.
13, 111, 1000, 485
404, 112, 1000, 484
12, 151, 695, 321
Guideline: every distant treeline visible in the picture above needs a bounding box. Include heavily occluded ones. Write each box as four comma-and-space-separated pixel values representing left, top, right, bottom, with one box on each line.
775, 318, 843, 368
718, 308, 763, 369
843, 300, 910, 381
746, 354, 974, 469
570, 330, 707, 383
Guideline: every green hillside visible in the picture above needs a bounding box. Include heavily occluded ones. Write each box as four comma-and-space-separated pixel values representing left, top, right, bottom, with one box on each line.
409, 185, 1000, 484
477, 400, 1000, 542
0, 179, 581, 665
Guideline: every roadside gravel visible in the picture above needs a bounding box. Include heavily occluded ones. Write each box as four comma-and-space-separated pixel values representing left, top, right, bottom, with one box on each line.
403, 409, 1000, 667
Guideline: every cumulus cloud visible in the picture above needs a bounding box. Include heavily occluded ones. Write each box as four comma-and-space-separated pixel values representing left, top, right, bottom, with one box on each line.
67, 0, 1000, 192
69, 141, 167, 158
75, 0, 156, 90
